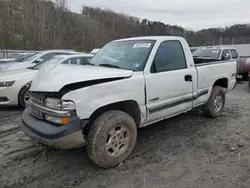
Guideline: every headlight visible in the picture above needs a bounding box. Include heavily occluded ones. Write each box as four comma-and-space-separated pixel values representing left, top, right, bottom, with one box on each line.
45, 115, 72, 125
44, 98, 75, 110
0, 81, 15, 87
59, 100, 76, 110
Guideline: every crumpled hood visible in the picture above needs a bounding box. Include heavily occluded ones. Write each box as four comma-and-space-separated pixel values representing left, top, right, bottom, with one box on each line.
31, 64, 133, 92
0, 68, 37, 82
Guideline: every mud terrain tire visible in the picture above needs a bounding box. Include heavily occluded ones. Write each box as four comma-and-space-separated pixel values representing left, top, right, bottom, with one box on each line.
87, 110, 137, 168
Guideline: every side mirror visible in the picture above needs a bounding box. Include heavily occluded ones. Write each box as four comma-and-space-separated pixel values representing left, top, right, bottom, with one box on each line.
34, 58, 43, 64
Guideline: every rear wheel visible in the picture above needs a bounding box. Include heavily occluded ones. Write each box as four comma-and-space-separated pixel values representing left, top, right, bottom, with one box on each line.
204, 86, 225, 118
87, 110, 137, 168
19, 86, 30, 108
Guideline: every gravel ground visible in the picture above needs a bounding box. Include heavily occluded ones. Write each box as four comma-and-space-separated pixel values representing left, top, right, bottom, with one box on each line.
1, 82, 250, 188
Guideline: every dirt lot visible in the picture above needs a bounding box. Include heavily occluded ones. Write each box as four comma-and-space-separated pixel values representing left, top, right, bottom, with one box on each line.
1, 82, 250, 188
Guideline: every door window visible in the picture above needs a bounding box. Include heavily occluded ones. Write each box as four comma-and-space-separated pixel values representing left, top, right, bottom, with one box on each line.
152, 41, 187, 73
62, 57, 81, 65
221, 50, 230, 60
230, 49, 238, 59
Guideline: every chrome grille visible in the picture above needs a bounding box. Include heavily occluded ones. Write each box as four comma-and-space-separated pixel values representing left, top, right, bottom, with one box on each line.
30, 105, 44, 119
30, 94, 45, 105
30, 93, 45, 119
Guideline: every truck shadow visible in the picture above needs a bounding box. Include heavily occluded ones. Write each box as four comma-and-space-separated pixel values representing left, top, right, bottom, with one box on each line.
35, 109, 219, 169
3, 105, 239, 187
0, 106, 22, 111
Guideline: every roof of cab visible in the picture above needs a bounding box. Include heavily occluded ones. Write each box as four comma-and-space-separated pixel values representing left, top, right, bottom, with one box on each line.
114, 36, 185, 42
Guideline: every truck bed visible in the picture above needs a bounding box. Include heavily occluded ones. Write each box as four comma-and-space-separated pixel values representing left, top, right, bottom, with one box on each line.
194, 60, 237, 107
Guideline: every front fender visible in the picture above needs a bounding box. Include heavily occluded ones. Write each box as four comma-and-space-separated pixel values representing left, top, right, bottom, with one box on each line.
62, 72, 145, 119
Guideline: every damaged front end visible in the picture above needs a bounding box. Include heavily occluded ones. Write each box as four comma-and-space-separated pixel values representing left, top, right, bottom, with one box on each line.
20, 92, 88, 149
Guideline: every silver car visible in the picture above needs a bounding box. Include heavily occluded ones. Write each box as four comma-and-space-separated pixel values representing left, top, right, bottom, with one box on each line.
0, 50, 77, 72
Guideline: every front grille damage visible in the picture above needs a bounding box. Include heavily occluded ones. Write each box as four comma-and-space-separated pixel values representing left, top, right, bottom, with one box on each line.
29, 92, 60, 120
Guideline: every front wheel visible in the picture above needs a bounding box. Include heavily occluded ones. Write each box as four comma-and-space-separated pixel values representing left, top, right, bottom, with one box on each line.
87, 110, 137, 168
19, 86, 30, 108
204, 86, 225, 118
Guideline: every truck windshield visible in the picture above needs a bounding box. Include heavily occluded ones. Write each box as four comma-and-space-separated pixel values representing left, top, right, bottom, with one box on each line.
193, 48, 221, 59
90, 40, 155, 71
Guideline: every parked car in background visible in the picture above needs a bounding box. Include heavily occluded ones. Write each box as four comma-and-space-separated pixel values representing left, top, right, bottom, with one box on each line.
21, 36, 236, 168
237, 57, 250, 81
0, 50, 77, 72
190, 47, 198, 53
0, 52, 33, 63
0, 53, 94, 108
12, 53, 36, 62
91, 48, 100, 54
193, 46, 239, 64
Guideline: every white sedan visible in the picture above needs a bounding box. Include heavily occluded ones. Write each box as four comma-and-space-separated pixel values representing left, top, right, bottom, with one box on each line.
0, 53, 94, 108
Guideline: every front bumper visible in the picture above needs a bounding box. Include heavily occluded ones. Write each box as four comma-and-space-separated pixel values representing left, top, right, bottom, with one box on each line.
21, 107, 88, 149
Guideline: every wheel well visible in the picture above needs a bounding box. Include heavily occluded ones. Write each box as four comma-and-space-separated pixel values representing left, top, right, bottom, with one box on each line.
18, 86, 26, 104
18, 85, 29, 106
89, 100, 141, 127
214, 78, 228, 88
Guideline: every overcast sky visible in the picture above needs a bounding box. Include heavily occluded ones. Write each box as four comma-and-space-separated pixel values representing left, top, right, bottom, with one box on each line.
66, 0, 250, 30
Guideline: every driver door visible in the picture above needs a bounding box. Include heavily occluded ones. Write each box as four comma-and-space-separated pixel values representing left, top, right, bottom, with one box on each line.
145, 40, 195, 123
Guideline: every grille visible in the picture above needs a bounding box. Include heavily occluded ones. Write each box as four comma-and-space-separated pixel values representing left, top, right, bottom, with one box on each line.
30, 106, 44, 120
30, 93, 45, 106
30, 93, 45, 119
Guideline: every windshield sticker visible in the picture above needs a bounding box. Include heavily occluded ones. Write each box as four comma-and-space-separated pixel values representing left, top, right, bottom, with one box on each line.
133, 43, 151, 48
133, 63, 140, 68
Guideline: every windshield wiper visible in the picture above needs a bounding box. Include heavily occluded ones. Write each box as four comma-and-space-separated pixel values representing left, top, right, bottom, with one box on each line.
99, 63, 120, 69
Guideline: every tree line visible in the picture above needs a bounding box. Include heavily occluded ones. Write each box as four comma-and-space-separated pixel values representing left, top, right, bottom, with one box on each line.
1, 0, 250, 52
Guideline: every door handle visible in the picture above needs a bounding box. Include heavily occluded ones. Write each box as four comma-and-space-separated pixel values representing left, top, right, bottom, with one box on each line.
184, 75, 192, 82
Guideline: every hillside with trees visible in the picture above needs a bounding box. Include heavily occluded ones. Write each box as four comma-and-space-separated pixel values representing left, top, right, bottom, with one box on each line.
1, 0, 250, 52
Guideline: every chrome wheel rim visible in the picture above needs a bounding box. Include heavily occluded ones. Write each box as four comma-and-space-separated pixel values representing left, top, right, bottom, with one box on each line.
105, 125, 130, 157
214, 94, 223, 112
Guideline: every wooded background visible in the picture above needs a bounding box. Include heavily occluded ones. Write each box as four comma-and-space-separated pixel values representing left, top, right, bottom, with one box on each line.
1, 0, 250, 52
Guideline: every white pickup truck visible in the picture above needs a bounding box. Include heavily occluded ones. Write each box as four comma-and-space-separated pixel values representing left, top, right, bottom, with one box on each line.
21, 36, 237, 168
